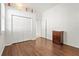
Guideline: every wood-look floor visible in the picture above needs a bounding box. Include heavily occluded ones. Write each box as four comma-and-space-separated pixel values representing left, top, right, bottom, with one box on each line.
2, 37, 79, 56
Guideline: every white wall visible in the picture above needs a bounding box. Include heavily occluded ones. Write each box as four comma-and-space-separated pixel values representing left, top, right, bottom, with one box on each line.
0, 4, 5, 55
42, 3, 79, 48
1, 4, 5, 32
0, 3, 42, 55
5, 6, 37, 45
36, 12, 42, 37
0, 4, 1, 33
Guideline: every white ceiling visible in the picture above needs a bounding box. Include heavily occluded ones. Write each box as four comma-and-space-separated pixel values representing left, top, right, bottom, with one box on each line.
23, 3, 58, 13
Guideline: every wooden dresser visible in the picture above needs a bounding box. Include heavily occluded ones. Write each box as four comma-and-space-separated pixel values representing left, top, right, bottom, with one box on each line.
52, 31, 64, 45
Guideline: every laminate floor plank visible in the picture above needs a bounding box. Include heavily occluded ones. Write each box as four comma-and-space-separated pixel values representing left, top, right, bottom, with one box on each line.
2, 37, 79, 56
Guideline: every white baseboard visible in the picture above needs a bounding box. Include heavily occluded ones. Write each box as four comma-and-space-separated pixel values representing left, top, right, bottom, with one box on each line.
0, 45, 5, 56
64, 43, 79, 49
5, 37, 38, 46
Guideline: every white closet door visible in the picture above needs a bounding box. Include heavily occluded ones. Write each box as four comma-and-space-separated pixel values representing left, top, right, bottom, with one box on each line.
12, 15, 32, 42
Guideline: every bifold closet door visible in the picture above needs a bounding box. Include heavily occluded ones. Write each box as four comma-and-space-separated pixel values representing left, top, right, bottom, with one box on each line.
12, 15, 33, 42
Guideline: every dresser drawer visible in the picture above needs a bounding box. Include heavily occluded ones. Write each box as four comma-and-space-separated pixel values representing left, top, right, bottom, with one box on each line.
52, 31, 64, 45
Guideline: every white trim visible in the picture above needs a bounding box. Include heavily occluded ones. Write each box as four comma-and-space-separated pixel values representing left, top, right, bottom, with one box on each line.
0, 45, 5, 56
5, 37, 38, 46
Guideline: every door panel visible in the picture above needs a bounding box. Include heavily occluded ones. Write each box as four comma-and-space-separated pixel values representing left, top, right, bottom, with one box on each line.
12, 15, 33, 42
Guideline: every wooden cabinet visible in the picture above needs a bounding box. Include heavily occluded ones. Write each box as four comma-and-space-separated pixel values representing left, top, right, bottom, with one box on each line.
52, 31, 64, 45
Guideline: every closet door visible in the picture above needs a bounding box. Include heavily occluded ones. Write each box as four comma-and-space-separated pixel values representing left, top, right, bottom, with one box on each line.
12, 15, 32, 42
